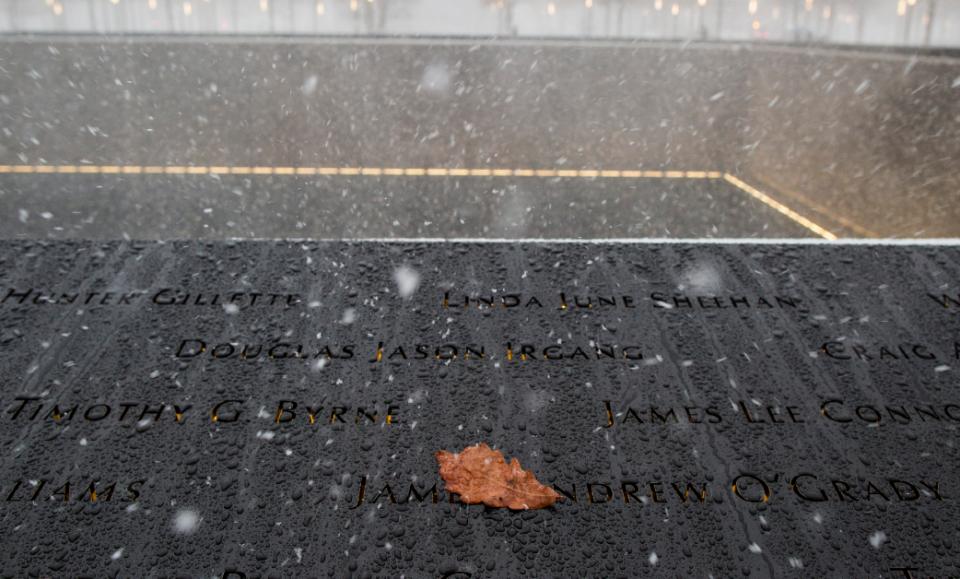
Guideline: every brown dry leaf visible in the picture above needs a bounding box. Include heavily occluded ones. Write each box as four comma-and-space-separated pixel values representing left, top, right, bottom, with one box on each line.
435, 442, 561, 510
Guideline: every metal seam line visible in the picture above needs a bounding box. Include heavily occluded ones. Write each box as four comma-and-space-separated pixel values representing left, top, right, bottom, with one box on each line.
722, 173, 837, 240
748, 171, 878, 239
0, 164, 835, 239
0, 165, 722, 179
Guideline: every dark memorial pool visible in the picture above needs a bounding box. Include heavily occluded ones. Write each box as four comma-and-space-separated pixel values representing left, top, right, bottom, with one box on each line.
0, 240, 957, 577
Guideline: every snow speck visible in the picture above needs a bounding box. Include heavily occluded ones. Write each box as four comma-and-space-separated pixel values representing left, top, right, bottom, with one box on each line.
394, 266, 420, 298
648, 552, 658, 565
172, 508, 201, 535
869, 530, 887, 549
748, 542, 763, 554
421, 63, 451, 95
681, 262, 723, 293
110, 548, 123, 560
301, 74, 319, 96
223, 303, 240, 314
340, 308, 356, 324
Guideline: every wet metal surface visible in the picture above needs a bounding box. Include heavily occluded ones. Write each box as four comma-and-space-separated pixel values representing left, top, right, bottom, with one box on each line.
0, 240, 958, 576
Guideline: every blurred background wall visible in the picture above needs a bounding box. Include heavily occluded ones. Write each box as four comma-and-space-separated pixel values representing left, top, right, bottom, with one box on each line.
3, 0, 958, 49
